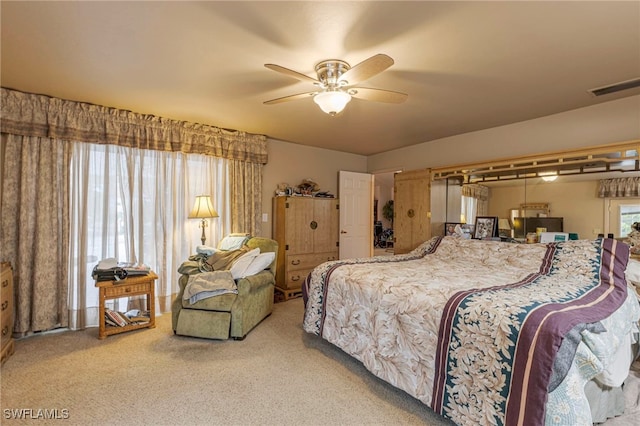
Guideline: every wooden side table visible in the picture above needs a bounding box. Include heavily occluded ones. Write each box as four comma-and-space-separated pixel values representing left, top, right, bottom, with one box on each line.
95, 272, 157, 339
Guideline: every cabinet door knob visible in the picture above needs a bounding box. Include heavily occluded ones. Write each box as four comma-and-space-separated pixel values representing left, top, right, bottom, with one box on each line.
291, 259, 300, 265
1, 326, 8, 336
291, 275, 300, 281
1, 301, 7, 311
2, 280, 7, 288
310, 221, 318, 230
340, 230, 347, 234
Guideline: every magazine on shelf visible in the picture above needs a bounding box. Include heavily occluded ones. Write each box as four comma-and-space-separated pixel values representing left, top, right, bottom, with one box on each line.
105, 308, 128, 327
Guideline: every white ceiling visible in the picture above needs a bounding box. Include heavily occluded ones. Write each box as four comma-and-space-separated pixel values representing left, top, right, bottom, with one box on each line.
2, 1, 639, 156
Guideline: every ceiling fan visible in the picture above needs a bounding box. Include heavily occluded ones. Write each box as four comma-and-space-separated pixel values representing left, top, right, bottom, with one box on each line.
263, 54, 408, 116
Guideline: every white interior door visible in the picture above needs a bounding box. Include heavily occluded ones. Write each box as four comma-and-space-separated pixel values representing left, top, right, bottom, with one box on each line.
339, 171, 373, 259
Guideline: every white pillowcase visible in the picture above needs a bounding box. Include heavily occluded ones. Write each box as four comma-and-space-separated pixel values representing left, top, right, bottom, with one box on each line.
241, 252, 276, 278
218, 234, 251, 251
230, 248, 260, 279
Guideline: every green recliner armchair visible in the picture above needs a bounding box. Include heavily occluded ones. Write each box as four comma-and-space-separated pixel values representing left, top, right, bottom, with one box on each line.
171, 236, 278, 340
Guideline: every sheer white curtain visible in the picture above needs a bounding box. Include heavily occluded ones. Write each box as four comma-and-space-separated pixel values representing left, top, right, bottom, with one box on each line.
68, 142, 230, 330
461, 184, 489, 225
462, 196, 478, 226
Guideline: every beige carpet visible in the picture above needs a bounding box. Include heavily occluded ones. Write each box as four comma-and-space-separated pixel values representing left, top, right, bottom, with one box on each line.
0, 298, 638, 425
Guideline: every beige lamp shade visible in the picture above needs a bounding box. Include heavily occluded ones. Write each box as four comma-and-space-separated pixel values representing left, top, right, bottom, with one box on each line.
498, 218, 512, 230
189, 195, 219, 219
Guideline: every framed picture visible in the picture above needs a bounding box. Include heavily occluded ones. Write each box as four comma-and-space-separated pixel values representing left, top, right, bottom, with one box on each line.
473, 216, 498, 239
460, 223, 475, 238
444, 222, 462, 236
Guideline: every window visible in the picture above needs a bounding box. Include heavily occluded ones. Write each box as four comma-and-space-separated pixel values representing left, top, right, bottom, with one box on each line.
68, 142, 230, 329
607, 199, 640, 238
620, 204, 640, 236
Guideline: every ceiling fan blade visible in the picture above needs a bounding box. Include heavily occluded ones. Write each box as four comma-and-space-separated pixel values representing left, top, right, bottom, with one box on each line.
350, 87, 408, 103
338, 54, 394, 85
264, 64, 319, 84
264, 91, 317, 105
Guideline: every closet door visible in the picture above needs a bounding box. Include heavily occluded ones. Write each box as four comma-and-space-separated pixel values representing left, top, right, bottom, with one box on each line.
285, 197, 315, 255
394, 168, 431, 254
313, 198, 338, 254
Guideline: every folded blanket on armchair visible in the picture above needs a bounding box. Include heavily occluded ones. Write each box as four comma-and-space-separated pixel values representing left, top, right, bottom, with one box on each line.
204, 246, 250, 271
183, 270, 238, 304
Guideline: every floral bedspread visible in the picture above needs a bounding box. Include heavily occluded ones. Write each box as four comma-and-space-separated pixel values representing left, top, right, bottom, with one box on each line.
303, 237, 640, 425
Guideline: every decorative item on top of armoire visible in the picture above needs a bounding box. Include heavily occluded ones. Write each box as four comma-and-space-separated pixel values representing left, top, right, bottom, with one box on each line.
1, 262, 15, 365
272, 196, 339, 300
188, 195, 219, 245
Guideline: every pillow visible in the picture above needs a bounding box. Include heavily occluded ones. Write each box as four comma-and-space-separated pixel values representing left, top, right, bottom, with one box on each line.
218, 233, 251, 251
229, 248, 260, 279
240, 252, 276, 278
196, 245, 218, 256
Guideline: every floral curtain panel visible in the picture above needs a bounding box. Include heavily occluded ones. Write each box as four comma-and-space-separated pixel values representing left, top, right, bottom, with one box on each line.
0, 134, 71, 334
229, 159, 263, 235
598, 177, 640, 198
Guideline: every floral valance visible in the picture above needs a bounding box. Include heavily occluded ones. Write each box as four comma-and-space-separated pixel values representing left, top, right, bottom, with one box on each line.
598, 177, 640, 198
461, 183, 490, 201
0, 88, 267, 164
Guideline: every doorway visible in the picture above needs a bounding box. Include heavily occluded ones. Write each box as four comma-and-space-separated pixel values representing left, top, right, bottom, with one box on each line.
374, 171, 395, 256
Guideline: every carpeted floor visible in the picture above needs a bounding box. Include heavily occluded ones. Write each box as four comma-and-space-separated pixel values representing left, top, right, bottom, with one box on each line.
1, 297, 638, 425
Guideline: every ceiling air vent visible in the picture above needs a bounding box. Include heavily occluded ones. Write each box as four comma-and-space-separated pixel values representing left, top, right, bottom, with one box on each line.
588, 77, 640, 97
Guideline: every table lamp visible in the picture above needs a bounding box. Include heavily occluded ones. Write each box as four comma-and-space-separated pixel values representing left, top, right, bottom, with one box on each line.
189, 195, 218, 245
498, 218, 512, 238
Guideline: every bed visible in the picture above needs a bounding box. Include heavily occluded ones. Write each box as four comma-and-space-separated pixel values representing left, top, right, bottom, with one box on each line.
302, 236, 640, 425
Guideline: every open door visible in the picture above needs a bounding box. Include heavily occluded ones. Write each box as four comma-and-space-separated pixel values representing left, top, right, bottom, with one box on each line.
339, 171, 374, 259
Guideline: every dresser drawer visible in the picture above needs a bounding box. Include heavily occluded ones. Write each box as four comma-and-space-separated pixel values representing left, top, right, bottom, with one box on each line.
1, 262, 14, 365
0, 316, 12, 345
1, 272, 12, 300
1, 266, 13, 345
0, 298, 11, 323
282, 268, 313, 289
286, 252, 338, 271
103, 282, 151, 297
1, 289, 11, 313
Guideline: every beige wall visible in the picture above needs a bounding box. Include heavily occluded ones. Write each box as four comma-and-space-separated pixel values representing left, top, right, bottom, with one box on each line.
367, 95, 640, 173
486, 179, 604, 240
261, 139, 367, 238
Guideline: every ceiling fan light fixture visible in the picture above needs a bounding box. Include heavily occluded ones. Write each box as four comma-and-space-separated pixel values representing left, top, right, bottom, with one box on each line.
313, 91, 351, 116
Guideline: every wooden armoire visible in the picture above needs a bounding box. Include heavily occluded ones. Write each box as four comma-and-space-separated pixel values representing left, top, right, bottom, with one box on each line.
393, 168, 432, 254
272, 196, 339, 298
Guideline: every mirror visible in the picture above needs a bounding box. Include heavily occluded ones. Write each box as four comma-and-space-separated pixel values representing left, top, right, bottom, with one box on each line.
433, 141, 639, 241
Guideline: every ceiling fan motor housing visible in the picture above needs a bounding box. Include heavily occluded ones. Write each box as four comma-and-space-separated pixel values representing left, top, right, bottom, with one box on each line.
315, 60, 351, 88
